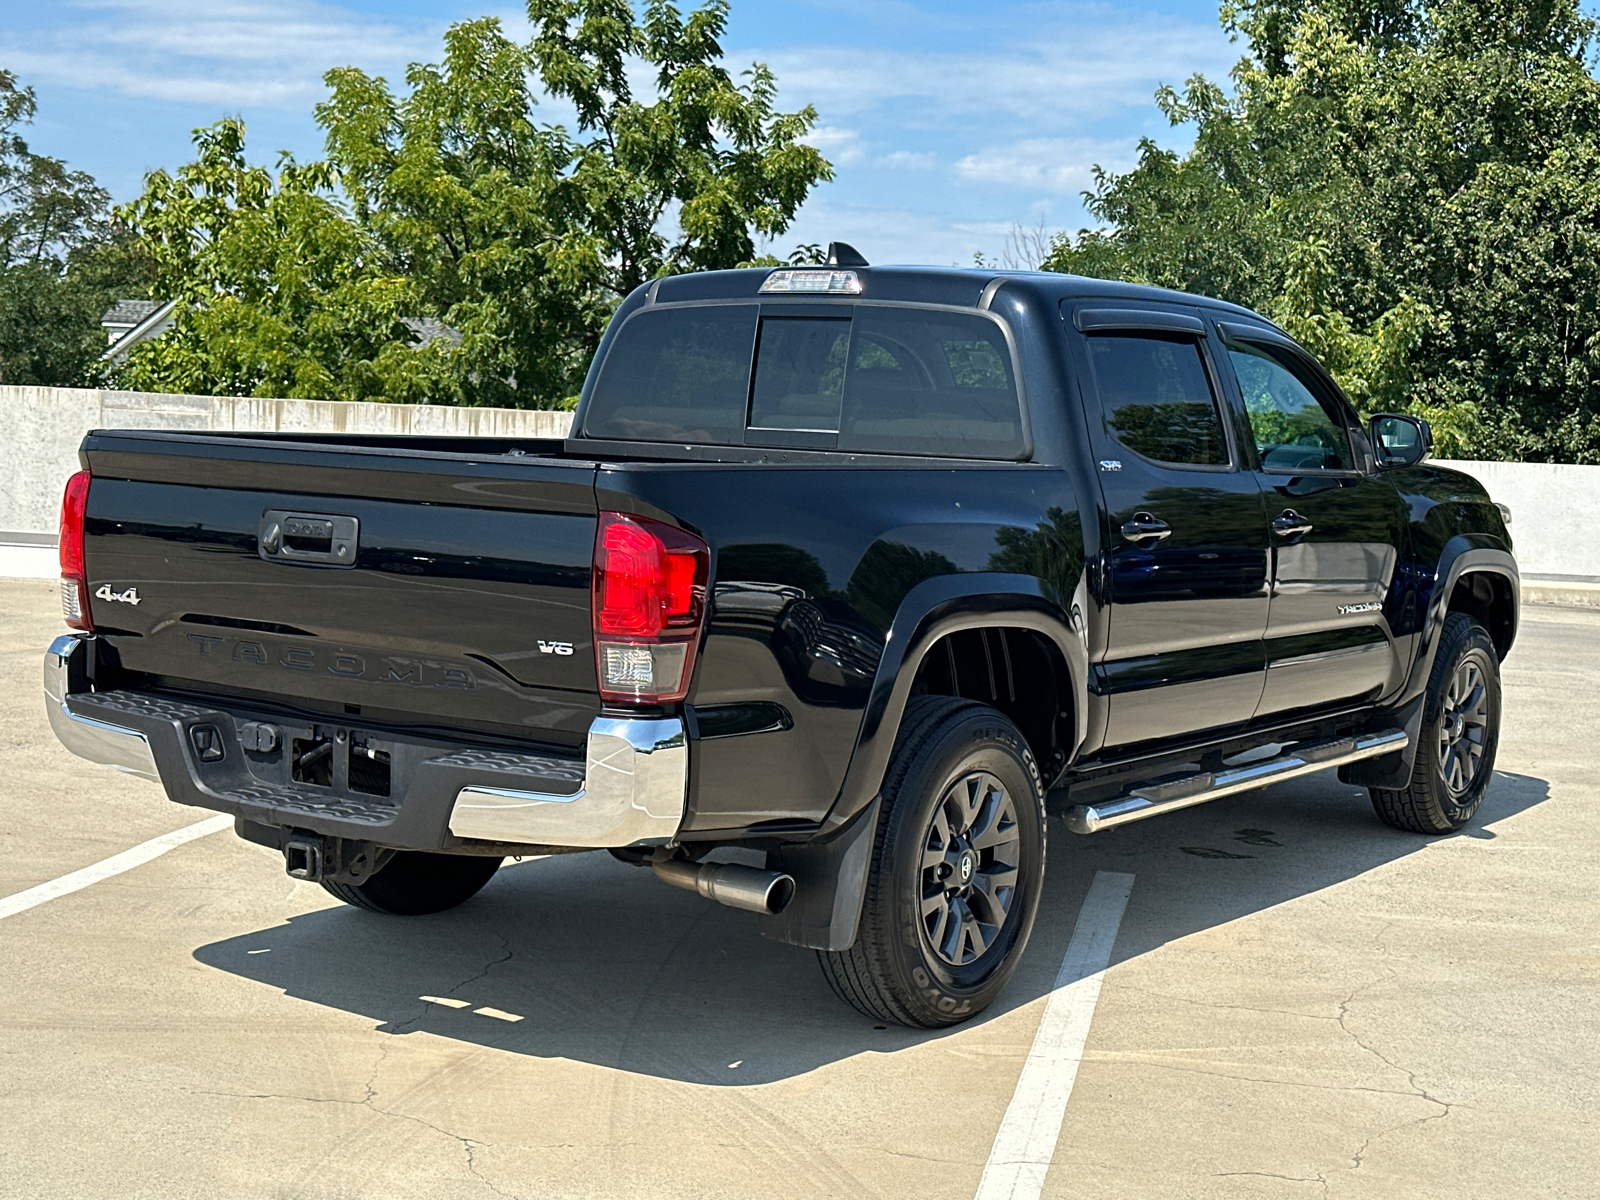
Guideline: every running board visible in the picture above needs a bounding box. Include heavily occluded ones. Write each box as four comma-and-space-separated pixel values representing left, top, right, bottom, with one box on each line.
1065, 729, 1409, 835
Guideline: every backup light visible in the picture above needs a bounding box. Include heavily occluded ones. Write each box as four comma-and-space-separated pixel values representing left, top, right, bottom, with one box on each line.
59, 469, 94, 632
592, 512, 709, 704
759, 269, 863, 295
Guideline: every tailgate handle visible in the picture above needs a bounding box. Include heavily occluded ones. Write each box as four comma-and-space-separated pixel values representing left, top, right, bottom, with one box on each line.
260, 510, 359, 567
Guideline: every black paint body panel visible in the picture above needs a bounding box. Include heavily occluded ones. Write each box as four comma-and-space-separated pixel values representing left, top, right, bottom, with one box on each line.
74, 265, 1516, 856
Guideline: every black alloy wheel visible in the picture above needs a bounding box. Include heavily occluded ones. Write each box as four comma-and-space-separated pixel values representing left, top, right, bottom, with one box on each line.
1437, 655, 1491, 799
819, 695, 1046, 1028
1372, 612, 1501, 834
920, 771, 1022, 967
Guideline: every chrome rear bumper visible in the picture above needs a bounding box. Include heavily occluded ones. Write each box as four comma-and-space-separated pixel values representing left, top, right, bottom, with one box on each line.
41, 634, 687, 850
44, 635, 159, 782
447, 717, 688, 848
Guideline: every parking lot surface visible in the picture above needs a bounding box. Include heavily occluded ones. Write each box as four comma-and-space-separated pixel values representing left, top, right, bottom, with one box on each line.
2, 576, 1596, 1199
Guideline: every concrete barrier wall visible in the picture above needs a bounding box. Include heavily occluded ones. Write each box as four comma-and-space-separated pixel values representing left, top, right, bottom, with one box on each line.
1, 385, 574, 536
3, 386, 1596, 584
1446, 460, 1600, 580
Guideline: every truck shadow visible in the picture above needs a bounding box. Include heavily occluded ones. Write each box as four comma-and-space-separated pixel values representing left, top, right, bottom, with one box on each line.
193, 768, 1549, 1086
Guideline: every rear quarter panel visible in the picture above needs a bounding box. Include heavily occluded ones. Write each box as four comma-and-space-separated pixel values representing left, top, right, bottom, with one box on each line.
599, 462, 1082, 833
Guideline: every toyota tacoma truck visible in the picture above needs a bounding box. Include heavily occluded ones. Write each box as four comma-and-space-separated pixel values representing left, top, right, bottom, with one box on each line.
44, 246, 1517, 1028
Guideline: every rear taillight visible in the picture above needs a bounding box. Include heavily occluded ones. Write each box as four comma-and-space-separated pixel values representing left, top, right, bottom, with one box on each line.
59, 469, 93, 631
592, 512, 709, 704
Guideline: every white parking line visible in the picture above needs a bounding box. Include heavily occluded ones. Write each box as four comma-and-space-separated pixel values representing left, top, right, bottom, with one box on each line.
975, 870, 1135, 1200
0, 815, 233, 922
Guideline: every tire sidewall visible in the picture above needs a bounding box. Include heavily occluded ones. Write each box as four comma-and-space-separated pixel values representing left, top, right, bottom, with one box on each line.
880, 710, 1045, 1023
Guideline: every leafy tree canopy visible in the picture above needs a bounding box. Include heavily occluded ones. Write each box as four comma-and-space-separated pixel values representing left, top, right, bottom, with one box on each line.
0, 70, 153, 387
1044, 0, 1600, 461
119, 0, 832, 407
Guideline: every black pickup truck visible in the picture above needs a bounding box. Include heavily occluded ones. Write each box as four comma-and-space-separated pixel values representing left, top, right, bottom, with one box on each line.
44, 248, 1517, 1027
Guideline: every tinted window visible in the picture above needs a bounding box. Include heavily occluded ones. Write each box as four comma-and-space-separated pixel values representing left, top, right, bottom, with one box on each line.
749, 317, 851, 432
1087, 333, 1228, 466
584, 305, 756, 443
838, 308, 1024, 458
1228, 342, 1353, 471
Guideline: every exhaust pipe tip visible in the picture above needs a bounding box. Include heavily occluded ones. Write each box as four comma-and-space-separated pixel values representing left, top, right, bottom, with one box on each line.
652, 859, 796, 915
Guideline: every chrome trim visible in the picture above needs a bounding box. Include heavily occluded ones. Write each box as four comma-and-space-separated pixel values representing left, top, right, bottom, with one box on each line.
448, 716, 688, 847
1066, 729, 1409, 835
43, 635, 160, 782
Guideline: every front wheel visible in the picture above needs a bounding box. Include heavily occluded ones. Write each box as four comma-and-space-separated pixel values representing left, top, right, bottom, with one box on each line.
1371, 612, 1502, 834
321, 851, 503, 915
819, 696, 1046, 1028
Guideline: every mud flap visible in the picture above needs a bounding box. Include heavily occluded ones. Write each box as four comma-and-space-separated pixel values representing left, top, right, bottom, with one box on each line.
1339, 694, 1426, 789
763, 797, 881, 951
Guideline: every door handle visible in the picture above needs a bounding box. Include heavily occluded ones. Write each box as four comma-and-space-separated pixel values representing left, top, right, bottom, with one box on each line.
1120, 512, 1173, 544
1272, 510, 1314, 538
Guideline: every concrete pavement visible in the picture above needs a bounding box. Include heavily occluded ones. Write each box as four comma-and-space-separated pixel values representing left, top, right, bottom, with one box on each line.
2, 577, 1595, 1199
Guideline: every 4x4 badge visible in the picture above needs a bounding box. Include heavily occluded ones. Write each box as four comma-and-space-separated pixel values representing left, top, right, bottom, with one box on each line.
95, 584, 141, 606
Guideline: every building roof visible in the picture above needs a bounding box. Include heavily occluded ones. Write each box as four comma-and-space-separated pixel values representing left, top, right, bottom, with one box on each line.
101, 300, 164, 328
99, 299, 178, 363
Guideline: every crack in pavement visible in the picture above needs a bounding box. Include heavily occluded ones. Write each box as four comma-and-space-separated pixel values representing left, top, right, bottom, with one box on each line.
353, 932, 521, 1198
192, 1087, 517, 1199
1332, 963, 1461, 1173
1215, 1169, 1330, 1196
1106, 981, 1344, 1023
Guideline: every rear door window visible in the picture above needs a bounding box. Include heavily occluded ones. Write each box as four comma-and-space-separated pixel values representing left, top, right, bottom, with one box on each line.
836, 308, 1024, 458
583, 305, 756, 443
1086, 333, 1230, 467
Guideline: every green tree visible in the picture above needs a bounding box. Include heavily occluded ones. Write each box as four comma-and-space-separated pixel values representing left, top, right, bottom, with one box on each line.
0, 69, 152, 387
1044, 0, 1600, 461
117, 119, 445, 402
121, 0, 831, 407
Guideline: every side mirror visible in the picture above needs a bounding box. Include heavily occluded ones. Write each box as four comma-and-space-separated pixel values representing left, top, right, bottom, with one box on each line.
1369, 413, 1432, 469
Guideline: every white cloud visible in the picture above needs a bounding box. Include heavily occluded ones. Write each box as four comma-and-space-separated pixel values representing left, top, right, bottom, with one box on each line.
876, 149, 938, 171
800, 126, 866, 166
5, 0, 449, 109
737, 12, 1233, 126
955, 137, 1133, 194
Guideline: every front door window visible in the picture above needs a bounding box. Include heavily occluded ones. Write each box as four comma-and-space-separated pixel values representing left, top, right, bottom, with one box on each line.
1228, 342, 1355, 473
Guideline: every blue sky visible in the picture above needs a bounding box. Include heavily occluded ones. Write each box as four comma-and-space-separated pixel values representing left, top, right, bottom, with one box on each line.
0, 0, 1238, 264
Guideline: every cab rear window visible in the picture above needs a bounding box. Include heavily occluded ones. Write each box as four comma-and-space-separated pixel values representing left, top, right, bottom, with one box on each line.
583, 303, 1026, 459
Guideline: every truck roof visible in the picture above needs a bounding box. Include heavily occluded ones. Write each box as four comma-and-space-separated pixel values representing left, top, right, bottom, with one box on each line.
650, 263, 1267, 321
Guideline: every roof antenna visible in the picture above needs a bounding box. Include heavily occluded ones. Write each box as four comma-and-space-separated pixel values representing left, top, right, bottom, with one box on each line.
826, 242, 869, 267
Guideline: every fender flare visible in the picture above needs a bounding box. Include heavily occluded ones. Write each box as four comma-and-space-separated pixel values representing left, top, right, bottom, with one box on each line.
763, 574, 1086, 952
826, 572, 1088, 836
1345, 536, 1517, 789
1402, 536, 1518, 707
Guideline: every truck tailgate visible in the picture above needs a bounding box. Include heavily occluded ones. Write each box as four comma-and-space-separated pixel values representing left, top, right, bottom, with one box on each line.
79, 432, 601, 746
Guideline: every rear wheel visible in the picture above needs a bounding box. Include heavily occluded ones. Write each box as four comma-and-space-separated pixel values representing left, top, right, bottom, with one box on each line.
1371, 613, 1501, 834
818, 696, 1046, 1028
321, 851, 503, 915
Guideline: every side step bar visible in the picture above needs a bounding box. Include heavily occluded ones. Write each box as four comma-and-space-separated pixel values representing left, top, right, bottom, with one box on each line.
1065, 729, 1409, 835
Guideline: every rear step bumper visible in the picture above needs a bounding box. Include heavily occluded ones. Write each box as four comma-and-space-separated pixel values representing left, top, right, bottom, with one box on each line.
44, 634, 687, 852
1065, 729, 1409, 834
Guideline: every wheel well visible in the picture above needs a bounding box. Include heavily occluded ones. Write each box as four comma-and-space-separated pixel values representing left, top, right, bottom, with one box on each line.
1448, 571, 1516, 660
909, 627, 1072, 777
